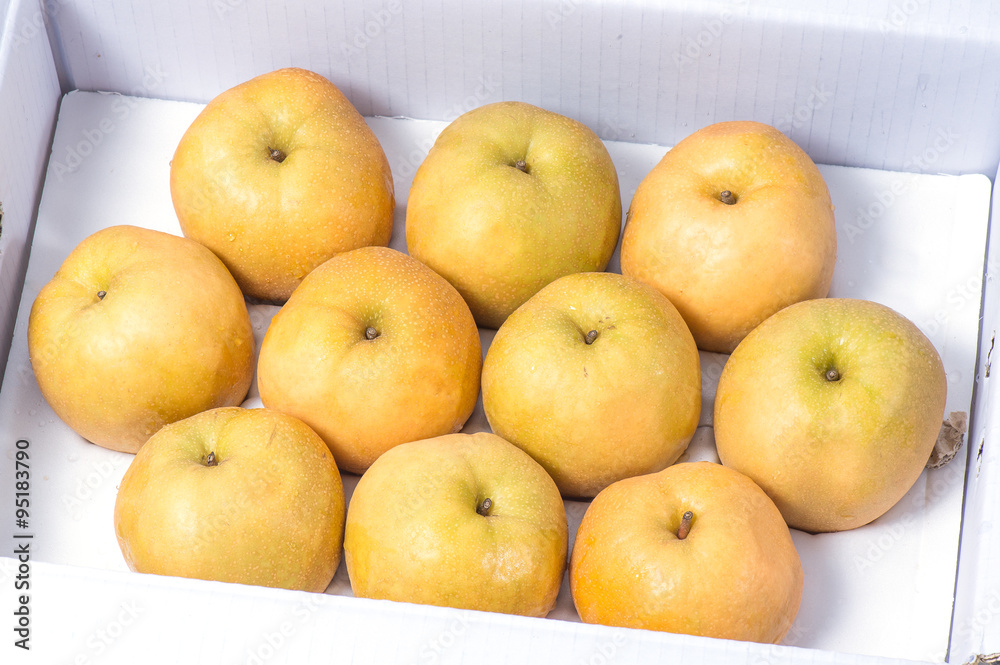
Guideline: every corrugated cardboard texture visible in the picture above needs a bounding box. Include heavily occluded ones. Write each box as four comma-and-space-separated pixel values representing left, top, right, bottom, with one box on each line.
0, 89, 989, 663
0, 0, 60, 383
3, 558, 933, 665
43, 0, 1000, 176
949, 159, 1000, 663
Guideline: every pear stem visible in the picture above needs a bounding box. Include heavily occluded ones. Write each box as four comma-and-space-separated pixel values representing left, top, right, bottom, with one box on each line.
719, 190, 737, 205
584, 330, 599, 345
477, 497, 493, 516
365, 326, 380, 341
205, 451, 218, 467
677, 511, 693, 540
825, 368, 841, 382
97, 290, 107, 300
514, 159, 528, 173
268, 146, 287, 163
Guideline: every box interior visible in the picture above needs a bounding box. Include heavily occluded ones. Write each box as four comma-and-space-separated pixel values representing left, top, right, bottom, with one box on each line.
0, 0, 60, 382
3, 1, 1000, 663
0, 84, 991, 664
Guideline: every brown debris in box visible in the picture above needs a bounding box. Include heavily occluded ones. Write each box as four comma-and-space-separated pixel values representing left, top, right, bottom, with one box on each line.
968, 654, 1000, 664
926, 411, 968, 469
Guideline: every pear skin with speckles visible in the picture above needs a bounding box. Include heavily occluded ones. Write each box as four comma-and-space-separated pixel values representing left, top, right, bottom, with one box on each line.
28, 225, 254, 453
622, 120, 836, 354
407, 101, 622, 329
171, 67, 395, 302
345, 431, 567, 617
114, 406, 345, 592
257, 246, 482, 474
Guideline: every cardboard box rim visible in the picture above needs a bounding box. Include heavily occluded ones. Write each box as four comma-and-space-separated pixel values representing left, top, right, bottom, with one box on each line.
2, 0, 1000, 663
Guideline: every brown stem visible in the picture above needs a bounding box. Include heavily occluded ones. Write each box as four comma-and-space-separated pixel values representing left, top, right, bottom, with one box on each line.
825, 368, 841, 382
514, 159, 528, 173
365, 326, 380, 341
477, 497, 493, 516
677, 511, 693, 540
268, 146, 287, 163
97, 290, 107, 300
584, 330, 599, 345
205, 451, 218, 467
719, 190, 737, 205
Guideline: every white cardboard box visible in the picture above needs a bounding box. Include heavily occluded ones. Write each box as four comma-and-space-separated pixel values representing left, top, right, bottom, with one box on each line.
2, 1, 1000, 664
